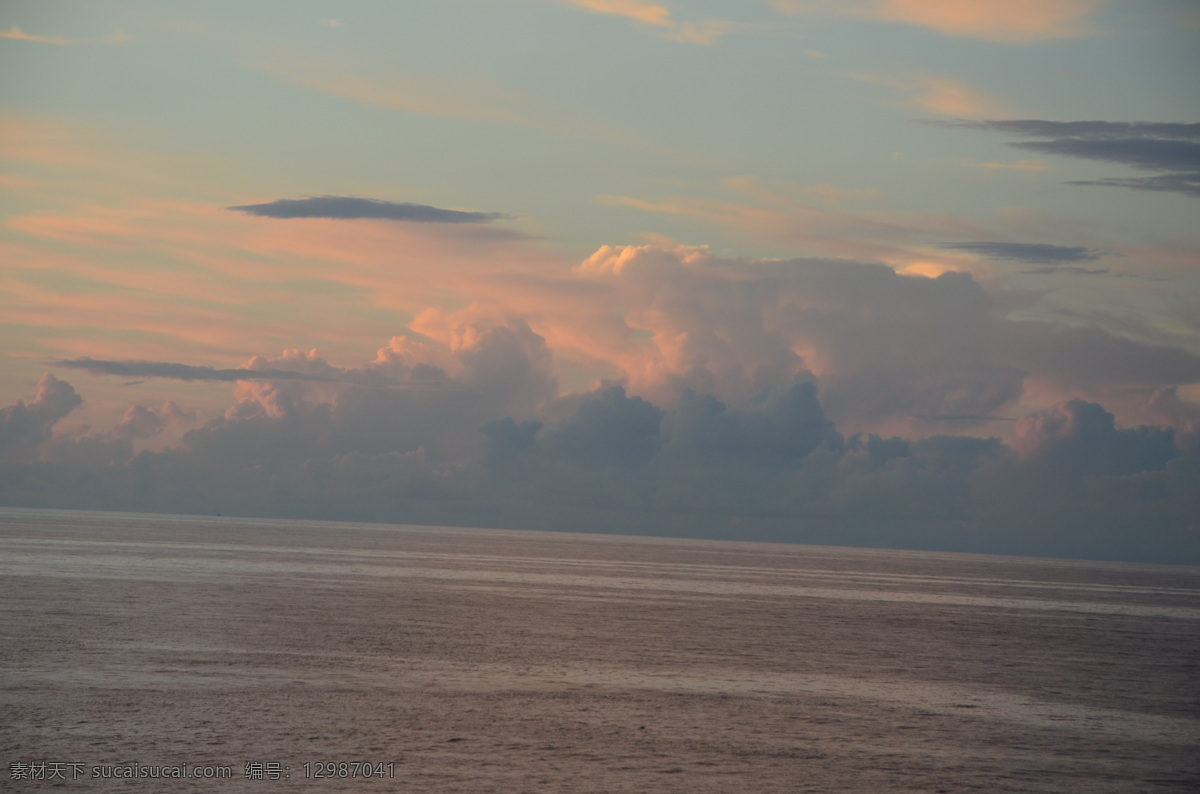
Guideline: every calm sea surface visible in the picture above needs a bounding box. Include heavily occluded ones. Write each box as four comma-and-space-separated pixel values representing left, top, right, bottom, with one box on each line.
2, 508, 1198, 792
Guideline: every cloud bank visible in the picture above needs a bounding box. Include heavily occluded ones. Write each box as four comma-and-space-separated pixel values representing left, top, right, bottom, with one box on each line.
4, 246, 1199, 565
228, 196, 512, 223
3, 365, 1195, 565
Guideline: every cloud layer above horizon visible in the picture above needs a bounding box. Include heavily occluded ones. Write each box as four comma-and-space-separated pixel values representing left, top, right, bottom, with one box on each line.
2, 0, 1197, 564
6, 244, 1200, 563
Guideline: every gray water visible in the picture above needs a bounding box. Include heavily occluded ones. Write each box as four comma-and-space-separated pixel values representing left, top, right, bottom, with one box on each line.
2, 508, 1198, 792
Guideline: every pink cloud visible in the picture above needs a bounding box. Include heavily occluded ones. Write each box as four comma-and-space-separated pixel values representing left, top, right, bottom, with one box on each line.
847, 72, 1011, 117
560, 0, 672, 26
767, 0, 1102, 43
0, 26, 67, 44
556, 0, 740, 44
866, 0, 1102, 43
596, 177, 991, 275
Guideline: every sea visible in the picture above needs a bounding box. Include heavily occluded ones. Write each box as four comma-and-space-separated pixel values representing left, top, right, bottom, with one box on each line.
2, 507, 1198, 792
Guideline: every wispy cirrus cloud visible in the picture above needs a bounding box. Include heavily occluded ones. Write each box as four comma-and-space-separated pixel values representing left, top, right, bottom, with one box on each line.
561, 0, 671, 26
934, 120, 1200, 198
249, 55, 632, 141
659, 19, 743, 45
0, 25, 130, 45
848, 72, 1008, 117
766, 0, 1102, 44
228, 196, 512, 224
556, 0, 741, 44
255, 60, 533, 123
0, 26, 68, 45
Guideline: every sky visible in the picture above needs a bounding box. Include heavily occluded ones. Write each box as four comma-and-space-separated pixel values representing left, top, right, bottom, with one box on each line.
2, 0, 1199, 564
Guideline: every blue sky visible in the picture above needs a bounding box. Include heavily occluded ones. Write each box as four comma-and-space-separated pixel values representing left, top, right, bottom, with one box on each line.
2, 1, 1198, 562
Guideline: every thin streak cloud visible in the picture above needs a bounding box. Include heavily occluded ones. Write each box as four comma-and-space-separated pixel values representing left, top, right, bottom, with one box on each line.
0, 25, 130, 45
255, 61, 533, 124
556, 0, 740, 44
53, 358, 345, 383
934, 120, 1200, 198
560, 0, 671, 26
849, 73, 1008, 117
0, 26, 68, 45
228, 196, 512, 223
938, 241, 1104, 264
767, 0, 1102, 44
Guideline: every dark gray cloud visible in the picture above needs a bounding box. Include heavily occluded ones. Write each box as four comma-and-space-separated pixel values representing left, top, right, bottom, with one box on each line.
227, 196, 511, 223
949, 121, 1200, 140
44, 402, 193, 468
1066, 173, 1200, 198
1017, 266, 1109, 276
909, 414, 1016, 422
938, 241, 1104, 265
2, 370, 1198, 564
1014, 398, 1176, 477
995, 322, 1200, 389
114, 402, 193, 441
544, 386, 664, 467
0, 374, 81, 463
932, 119, 1200, 198
177, 322, 556, 469
664, 383, 843, 463
51, 356, 449, 388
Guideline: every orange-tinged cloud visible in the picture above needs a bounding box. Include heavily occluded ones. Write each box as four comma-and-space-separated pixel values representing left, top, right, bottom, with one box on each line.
663, 20, 739, 44
2, 116, 554, 318
10, 195, 559, 324
556, 0, 738, 44
0, 26, 68, 45
597, 183, 984, 273
0, 25, 130, 45
3, 122, 569, 381
561, 0, 672, 26
0, 140, 1067, 469
7, 115, 1182, 449
767, 0, 1102, 43
2, 278, 254, 351
248, 53, 631, 141
0, 116, 96, 168
256, 62, 531, 123
896, 259, 969, 278
909, 75, 1005, 116
849, 72, 1009, 117
869, 0, 1102, 44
